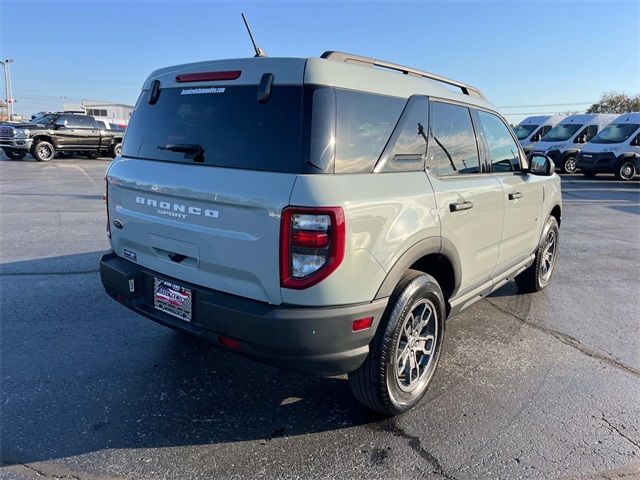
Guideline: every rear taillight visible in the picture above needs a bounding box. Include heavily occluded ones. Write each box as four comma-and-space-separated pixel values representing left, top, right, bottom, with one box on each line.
104, 177, 110, 239
280, 207, 345, 289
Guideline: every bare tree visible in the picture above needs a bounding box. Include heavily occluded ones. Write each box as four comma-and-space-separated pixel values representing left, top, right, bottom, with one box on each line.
586, 91, 640, 114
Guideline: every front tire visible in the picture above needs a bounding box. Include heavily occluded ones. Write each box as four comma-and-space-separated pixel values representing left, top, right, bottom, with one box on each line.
31, 140, 55, 162
348, 270, 445, 415
615, 160, 635, 181
3, 149, 27, 160
561, 155, 577, 174
515, 216, 559, 293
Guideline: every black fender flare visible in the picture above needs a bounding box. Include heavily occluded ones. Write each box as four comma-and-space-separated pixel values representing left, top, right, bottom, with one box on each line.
374, 236, 462, 300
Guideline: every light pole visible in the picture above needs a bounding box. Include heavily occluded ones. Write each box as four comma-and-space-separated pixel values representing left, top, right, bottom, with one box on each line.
0, 59, 15, 117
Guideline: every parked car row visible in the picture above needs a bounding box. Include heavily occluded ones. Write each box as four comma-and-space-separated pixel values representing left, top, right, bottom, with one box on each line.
0, 111, 124, 161
514, 112, 640, 180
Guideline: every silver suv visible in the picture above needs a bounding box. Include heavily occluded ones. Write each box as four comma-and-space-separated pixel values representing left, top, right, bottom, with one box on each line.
100, 52, 562, 415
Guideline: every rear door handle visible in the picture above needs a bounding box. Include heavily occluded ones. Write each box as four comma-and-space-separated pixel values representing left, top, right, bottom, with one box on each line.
450, 200, 474, 212
508, 192, 524, 200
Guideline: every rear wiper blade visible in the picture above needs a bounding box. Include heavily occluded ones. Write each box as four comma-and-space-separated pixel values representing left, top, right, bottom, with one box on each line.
158, 144, 205, 162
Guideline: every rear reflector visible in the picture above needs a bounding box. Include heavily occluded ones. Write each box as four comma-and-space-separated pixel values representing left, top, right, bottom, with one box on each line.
352, 317, 373, 332
176, 71, 242, 83
218, 336, 241, 350
292, 231, 330, 248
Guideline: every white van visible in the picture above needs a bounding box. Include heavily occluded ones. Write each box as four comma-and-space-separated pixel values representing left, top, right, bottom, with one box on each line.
513, 114, 566, 154
576, 112, 640, 181
532, 114, 619, 173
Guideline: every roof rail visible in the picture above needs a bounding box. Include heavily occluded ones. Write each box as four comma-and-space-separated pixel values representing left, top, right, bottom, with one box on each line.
320, 51, 486, 101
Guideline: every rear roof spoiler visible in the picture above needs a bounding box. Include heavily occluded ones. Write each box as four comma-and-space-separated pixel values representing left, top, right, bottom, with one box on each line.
321, 51, 486, 101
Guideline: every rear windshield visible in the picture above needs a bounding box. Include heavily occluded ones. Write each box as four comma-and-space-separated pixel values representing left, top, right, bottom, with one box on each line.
122, 85, 303, 172
122, 84, 406, 174
541, 123, 582, 142
513, 124, 538, 140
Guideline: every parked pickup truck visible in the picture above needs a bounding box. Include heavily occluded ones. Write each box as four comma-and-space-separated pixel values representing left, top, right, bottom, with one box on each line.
0, 112, 124, 161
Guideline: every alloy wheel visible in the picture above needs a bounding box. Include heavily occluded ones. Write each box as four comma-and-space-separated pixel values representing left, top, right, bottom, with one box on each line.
540, 229, 557, 283
394, 299, 438, 393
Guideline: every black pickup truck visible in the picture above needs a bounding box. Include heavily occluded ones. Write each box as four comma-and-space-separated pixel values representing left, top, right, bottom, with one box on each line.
0, 112, 124, 161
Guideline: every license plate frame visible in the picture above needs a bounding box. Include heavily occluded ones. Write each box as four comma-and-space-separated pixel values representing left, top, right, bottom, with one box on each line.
153, 278, 193, 322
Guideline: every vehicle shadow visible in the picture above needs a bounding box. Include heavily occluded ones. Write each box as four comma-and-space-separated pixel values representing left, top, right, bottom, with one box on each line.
0, 252, 385, 466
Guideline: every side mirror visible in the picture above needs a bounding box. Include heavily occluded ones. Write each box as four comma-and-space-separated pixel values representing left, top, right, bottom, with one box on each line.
575, 134, 586, 144
529, 154, 554, 176
31, 115, 36, 120
631, 136, 640, 147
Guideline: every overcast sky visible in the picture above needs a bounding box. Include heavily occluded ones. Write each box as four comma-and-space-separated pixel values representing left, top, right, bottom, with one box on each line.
1, 0, 639, 123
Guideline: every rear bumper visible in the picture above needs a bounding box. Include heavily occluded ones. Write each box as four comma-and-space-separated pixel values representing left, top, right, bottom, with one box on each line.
100, 252, 388, 376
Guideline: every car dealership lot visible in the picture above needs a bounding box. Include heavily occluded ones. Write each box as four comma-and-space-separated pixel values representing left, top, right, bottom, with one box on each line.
1, 155, 638, 479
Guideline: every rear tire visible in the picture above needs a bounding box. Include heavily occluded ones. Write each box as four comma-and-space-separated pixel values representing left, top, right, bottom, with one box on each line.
561, 155, 577, 174
31, 140, 55, 162
515, 216, 559, 293
615, 160, 635, 181
84, 151, 100, 159
3, 149, 27, 160
348, 270, 445, 415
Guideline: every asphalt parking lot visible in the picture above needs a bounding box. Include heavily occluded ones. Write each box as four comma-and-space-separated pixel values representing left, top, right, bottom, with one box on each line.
1, 154, 639, 480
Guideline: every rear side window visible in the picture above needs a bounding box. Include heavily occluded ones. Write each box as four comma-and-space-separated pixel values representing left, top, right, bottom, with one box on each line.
477, 110, 521, 172
428, 102, 480, 176
122, 85, 303, 172
334, 90, 404, 173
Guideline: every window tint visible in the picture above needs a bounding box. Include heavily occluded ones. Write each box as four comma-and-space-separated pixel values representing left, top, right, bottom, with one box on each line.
586, 125, 598, 141
428, 102, 480, 176
122, 85, 303, 172
477, 110, 521, 172
96, 120, 107, 129
378, 96, 429, 172
74, 116, 96, 128
334, 90, 404, 173
62, 115, 80, 128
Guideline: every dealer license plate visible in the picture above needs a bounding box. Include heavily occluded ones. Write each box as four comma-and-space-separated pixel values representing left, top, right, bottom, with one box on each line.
153, 278, 192, 322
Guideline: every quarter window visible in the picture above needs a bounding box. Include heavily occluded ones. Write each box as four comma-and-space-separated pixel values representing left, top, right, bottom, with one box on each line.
477, 110, 521, 172
334, 90, 405, 173
428, 102, 480, 176
377, 96, 429, 172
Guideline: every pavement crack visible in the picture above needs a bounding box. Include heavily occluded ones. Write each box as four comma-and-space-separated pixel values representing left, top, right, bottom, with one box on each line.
10, 462, 80, 480
380, 419, 457, 479
484, 298, 640, 378
595, 413, 640, 450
